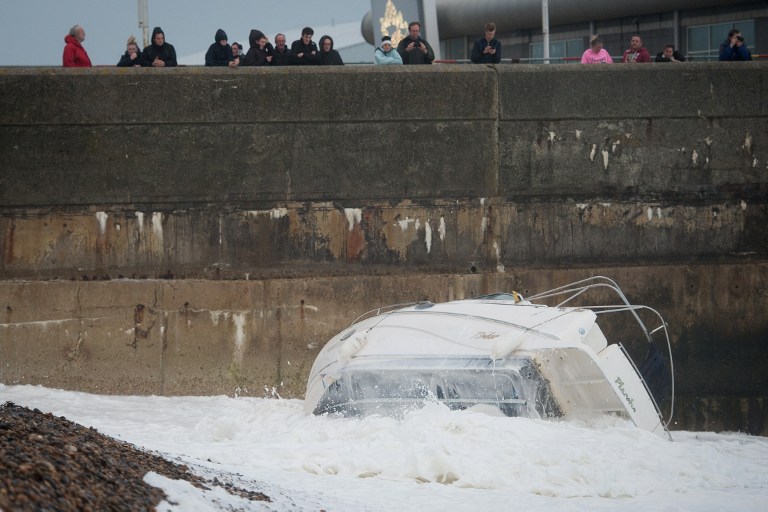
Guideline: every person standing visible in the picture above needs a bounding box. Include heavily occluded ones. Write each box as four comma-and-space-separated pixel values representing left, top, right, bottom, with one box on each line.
271, 33, 292, 66
655, 44, 685, 63
621, 35, 651, 63
142, 27, 177, 67
117, 36, 142, 67
374, 36, 402, 65
205, 29, 235, 67
318, 35, 344, 65
581, 35, 613, 64
470, 23, 501, 64
231, 42, 244, 66
397, 21, 435, 65
290, 27, 320, 65
719, 31, 752, 61
244, 30, 274, 66
63, 25, 92, 67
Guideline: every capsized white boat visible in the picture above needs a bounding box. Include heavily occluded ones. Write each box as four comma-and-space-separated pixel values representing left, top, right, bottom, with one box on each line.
304, 276, 674, 439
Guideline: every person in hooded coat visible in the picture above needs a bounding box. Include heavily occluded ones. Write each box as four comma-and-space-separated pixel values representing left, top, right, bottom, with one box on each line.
63, 25, 92, 67
318, 35, 344, 65
243, 29, 274, 66
141, 26, 177, 67
205, 29, 234, 66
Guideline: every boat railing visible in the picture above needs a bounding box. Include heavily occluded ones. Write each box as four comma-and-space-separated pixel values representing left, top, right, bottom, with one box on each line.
352, 301, 425, 324
525, 276, 674, 430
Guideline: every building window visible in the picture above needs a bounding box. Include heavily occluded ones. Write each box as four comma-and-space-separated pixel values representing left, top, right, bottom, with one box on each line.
687, 20, 754, 61
530, 39, 583, 64
441, 37, 467, 61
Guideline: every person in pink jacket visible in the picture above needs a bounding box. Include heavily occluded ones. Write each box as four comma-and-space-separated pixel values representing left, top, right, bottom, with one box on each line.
63, 25, 92, 67
581, 35, 613, 64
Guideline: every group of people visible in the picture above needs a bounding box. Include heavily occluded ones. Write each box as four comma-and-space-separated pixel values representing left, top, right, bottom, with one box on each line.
63, 22, 753, 68
581, 30, 752, 64
202, 26, 344, 67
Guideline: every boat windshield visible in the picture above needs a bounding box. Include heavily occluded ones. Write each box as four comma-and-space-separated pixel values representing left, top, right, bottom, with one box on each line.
313, 357, 561, 419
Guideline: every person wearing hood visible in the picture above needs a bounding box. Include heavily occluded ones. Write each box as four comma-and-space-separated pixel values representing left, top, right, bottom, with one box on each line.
205, 29, 235, 67
290, 27, 320, 65
374, 36, 402, 65
318, 35, 343, 65
142, 26, 177, 67
63, 25, 92, 67
117, 35, 142, 67
621, 35, 651, 63
243, 29, 273, 66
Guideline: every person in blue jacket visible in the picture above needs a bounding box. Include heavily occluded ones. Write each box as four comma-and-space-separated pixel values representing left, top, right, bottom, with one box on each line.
719, 31, 752, 61
374, 36, 402, 65
471, 23, 502, 64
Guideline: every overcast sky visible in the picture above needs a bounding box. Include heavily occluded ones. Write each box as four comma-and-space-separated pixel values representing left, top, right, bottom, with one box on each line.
1, 0, 370, 66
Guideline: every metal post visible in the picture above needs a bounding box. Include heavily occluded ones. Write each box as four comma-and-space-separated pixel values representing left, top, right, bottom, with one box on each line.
423, 0, 441, 61
138, 0, 149, 48
542, 0, 550, 64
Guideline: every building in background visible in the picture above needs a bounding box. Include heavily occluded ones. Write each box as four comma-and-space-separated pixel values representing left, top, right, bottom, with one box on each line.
362, 0, 767, 62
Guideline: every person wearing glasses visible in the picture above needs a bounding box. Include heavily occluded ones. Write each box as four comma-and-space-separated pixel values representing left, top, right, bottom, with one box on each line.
318, 35, 344, 65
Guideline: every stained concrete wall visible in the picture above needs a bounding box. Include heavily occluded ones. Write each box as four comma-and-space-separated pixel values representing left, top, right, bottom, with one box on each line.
1, 64, 767, 433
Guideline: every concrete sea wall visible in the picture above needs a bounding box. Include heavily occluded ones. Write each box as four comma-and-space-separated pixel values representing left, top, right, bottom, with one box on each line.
1, 64, 766, 433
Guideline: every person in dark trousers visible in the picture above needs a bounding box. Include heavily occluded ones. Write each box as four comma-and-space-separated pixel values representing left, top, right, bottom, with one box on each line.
397, 21, 435, 65
318, 35, 344, 65
205, 29, 235, 67
142, 27, 177, 67
290, 27, 320, 65
471, 23, 501, 64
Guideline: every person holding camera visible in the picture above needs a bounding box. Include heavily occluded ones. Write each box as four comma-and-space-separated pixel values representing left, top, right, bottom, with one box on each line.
719, 30, 752, 61
397, 21, 435, 65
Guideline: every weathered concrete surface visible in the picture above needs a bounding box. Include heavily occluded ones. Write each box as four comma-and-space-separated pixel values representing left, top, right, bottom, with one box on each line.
1, 64, 766, 207
1, 264, 766, 434
1, 200, 765, 279
1, 65, 767, 433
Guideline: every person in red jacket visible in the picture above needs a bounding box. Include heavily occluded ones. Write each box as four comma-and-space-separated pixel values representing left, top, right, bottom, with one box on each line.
63, 25, 92, 67
621, 35, 651, 63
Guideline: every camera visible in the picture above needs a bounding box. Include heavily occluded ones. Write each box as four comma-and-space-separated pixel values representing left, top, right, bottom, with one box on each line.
736, 35, 744, 42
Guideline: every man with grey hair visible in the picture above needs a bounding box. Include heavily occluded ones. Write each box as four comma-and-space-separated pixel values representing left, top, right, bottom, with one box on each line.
63, 25, 92, 67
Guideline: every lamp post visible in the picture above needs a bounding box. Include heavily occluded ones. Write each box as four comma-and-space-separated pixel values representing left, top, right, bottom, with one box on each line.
542, 0, 550, 64
138, 0, 149, 48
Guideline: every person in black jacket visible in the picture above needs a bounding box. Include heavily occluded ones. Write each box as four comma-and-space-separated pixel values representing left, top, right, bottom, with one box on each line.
318, 35, 344, 65
142, 26, 177, 67
243, 29, 273, 66
205, 29, 235, 67
271, 33, 292, 65
655, 44, 685, 63
470, 23, 501, 64
117, 35, 142, 67
290, 27, 319, 65
396, 21, 435, 65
